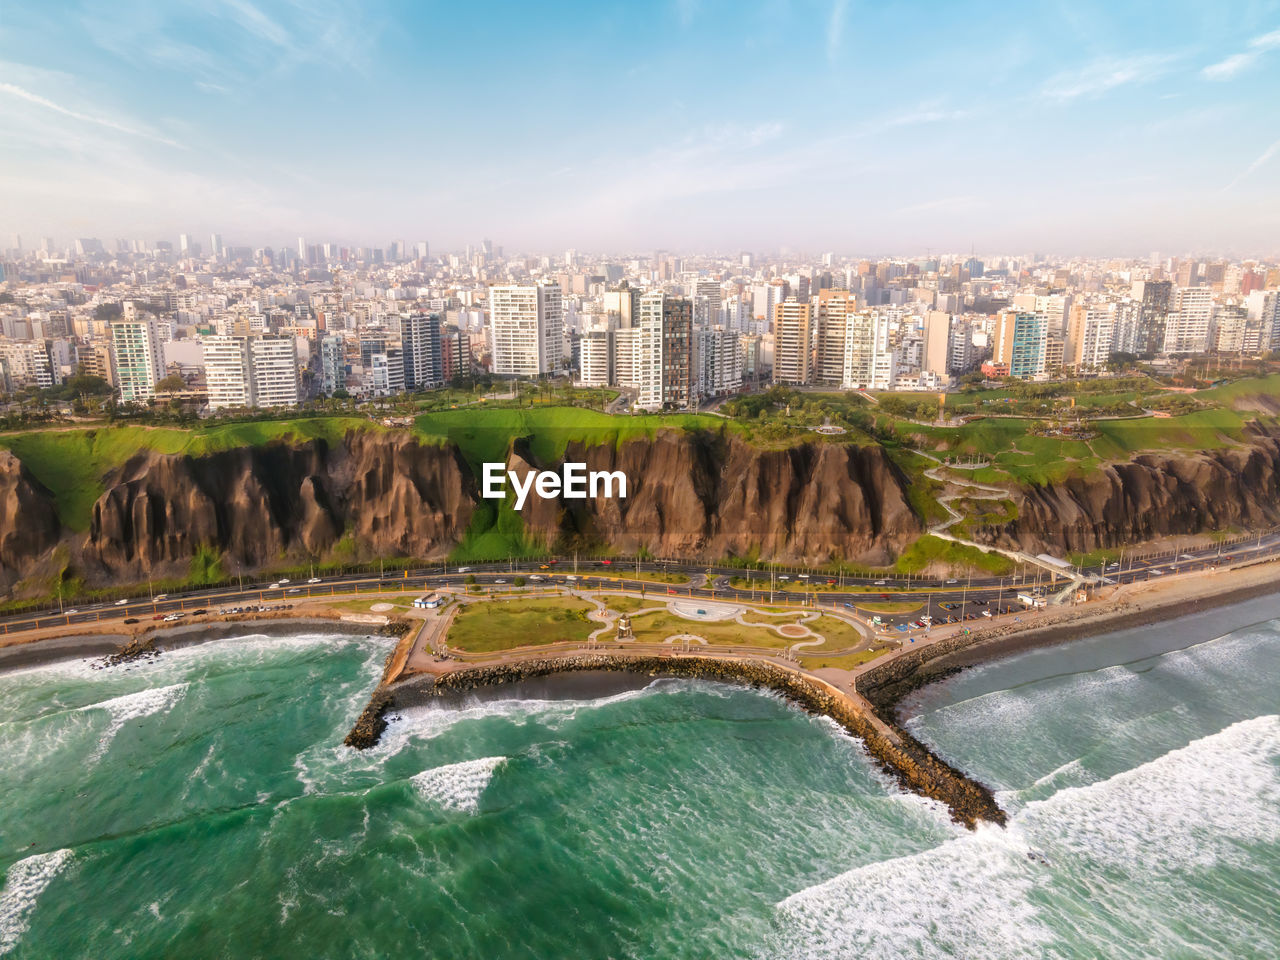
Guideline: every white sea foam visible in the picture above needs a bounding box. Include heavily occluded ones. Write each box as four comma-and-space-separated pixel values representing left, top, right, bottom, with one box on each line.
78, 683, 188, 762
0, 849, 72, 956
410, 757, 506, 813
775, 714, 1280, 959
1017, 714, 1280, 873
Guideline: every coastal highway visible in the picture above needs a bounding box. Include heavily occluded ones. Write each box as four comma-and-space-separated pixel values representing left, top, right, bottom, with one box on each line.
4, 530, 1280, 641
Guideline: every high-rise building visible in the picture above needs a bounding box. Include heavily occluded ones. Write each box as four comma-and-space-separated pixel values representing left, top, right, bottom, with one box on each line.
203, 336, 254, 409
576, 330, 614, 387
995, 311, 1048, 379
401, 313, 443, 390
1066, 303, 1114, 370
320, 335, 345, 394
693, 328, 743, 398
1162, 287, 1213, 355
110, 306, 164, 403
250, 336, 300, 407
816, 290, 857, 384
922, 311, 952, 383
841, 311, 890, 389
489, 283, 564, 376
441, 327, 472, 381
692, 278, 722, 328
661, 297, 693, 409
772, 299, 812, 385
633, 293, 693, 410
1131, 279, 1172, 355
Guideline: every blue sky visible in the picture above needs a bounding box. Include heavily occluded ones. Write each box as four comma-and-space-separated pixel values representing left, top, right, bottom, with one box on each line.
2, 0, 1279, 256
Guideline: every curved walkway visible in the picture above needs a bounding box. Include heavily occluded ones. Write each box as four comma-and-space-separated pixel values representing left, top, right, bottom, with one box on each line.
915, 449, 1089, 603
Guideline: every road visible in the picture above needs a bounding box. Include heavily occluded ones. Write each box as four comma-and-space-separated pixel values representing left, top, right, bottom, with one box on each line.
5, 530, 1279, 642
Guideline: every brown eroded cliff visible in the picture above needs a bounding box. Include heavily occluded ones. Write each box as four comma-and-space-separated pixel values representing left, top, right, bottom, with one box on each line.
82, 431, 475, 580
970, 434, 1280, 555
0, 450, 62, 589
509, 431, 922, 564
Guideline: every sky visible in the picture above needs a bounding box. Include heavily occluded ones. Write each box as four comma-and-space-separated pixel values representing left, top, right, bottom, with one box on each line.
1, 0, 1279, 257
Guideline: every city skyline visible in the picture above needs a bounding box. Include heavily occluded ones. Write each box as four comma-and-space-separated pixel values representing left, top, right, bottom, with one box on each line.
2, 1, 1280, 254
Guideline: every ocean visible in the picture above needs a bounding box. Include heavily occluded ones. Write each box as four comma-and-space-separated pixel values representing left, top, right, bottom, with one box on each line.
0, 595, 1277, 959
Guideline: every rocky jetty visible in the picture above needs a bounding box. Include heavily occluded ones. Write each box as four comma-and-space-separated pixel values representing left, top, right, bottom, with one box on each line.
344, 686, 394, 749
411, 654, 1006, 828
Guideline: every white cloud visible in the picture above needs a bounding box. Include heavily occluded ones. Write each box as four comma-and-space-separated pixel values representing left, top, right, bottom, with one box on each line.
0, 82, 184, 148
1224, 137, 1280, 191
827, 0, 850, 63
1040, 54, 1176, 102
1202, 27, 1280, 80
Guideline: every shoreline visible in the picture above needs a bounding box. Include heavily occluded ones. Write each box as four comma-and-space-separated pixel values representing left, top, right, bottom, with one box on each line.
0, 617, 381, 674
857, 562, 1280, 727
4, 556, 1277, 827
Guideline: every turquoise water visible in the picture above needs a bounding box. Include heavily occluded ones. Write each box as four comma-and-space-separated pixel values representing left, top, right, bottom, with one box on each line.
0, 597, 1277, 958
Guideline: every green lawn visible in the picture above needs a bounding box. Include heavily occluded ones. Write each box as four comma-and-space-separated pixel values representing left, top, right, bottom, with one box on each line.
627, 611, 792, 648
446, 597, 597, 652
799, 647, 891, 670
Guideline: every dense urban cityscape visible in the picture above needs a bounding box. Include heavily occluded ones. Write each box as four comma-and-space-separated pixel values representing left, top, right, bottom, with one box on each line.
1, 237, 1278, 415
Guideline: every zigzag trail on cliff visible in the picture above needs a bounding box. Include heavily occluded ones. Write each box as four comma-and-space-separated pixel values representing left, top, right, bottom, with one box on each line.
916, 450, 1089, 603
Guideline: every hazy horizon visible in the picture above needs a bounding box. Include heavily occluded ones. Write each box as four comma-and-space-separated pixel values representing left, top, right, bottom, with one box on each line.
3, 0, 1280, 256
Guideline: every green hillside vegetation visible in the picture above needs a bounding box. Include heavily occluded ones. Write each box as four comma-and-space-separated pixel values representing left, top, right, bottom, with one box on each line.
893, 535, 1015, 576
412, 406, 728, 467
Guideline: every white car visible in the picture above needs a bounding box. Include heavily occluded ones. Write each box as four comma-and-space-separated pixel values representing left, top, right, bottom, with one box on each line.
277, 578, 290, 584
456, 567, 471, 573
65, 609, 78, 615
1150, 569, 1164, 576
982, 610, 993, 617
530, 575, 544, 582
495, 579, 506, 584
307, 577, 321, 584
114, 598, 129, 606
163, 613, 185, 622
798, 574, 810, 580
874, 580, 887, 586
946, 579, 958, 584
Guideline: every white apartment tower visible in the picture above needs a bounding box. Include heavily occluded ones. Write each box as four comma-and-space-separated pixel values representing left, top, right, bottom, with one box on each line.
110, 305, 164, 404
489, 284, 564, 376
203, 336, 254, 409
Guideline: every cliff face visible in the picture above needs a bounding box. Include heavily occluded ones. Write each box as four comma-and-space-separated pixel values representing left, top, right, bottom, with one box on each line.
512, 431, 921, 564
0, 451, 62, 589
972, 436, 1280, 554
83, 432, 475, 579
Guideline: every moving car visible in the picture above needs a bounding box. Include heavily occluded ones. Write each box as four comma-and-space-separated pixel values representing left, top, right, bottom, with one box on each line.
114, 598, 129, 606
307, 577, 322, 584
874, 580, 887, 586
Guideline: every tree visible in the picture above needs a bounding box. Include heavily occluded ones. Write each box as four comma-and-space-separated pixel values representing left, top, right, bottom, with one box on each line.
155, 374, 186, 393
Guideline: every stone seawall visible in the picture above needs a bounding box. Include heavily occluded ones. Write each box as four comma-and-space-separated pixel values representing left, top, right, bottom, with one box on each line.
402, 654, 1006, 828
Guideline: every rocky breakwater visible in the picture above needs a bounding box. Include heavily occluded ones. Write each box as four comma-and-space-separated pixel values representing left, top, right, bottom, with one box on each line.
82, 431, 476, 581
396, 654, 1004, 828
972, 433, 1280, 555
510, 430, 921, 566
